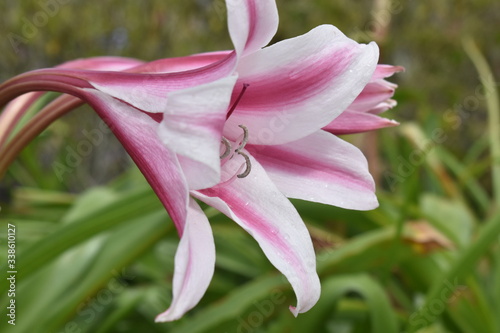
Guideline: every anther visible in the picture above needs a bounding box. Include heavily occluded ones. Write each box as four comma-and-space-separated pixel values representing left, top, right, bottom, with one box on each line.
220, 137, 232, 159
219, 124, 252, 178
235, 124, 249, 152
226, 83, 249, 119
236, 151, 252, 178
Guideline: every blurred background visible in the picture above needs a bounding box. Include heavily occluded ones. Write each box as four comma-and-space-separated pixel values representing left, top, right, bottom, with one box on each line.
0, 0, 499, 332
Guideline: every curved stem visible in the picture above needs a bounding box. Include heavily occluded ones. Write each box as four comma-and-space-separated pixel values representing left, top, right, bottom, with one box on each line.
0, 70, 92, 107
0, 95, 84, 179
0, 92, 44, 151
0, 72, 91, 181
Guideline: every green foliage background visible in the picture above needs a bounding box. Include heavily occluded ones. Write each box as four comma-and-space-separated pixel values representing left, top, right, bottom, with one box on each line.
1, 0, 500, 332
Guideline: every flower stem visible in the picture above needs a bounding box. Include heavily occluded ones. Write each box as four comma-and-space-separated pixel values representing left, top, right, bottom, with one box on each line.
0, 95, 83, 179
0, 92, 42, 151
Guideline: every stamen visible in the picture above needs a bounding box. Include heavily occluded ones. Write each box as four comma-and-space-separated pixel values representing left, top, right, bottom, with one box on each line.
226, 83, 249, 119
236, 151, 252, 178
220, 137, 232, 159
235, 124, 249, 152
219, 124, 252, 179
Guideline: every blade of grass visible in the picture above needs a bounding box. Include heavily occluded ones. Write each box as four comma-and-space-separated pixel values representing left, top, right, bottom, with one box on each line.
494, 247, 500, 331
463, 37, 500, 212
399, 123, 460, 199
316, 226, 414, 277
93, 288, 146, 333
436, 147, 490, 213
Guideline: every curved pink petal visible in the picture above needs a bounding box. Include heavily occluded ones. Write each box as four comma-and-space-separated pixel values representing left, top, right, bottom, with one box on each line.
223, 25, 379, 145
126, 51, 230, 73
155, 198, 216, 322
31, 53, 237, 114
372, 64, 404, 80
227, 0, 279, 56
83, 89, 189, 232
323, 109, 399, 135
0, 57, 144, 149
365, 99, 398, 115
57, 56, 145, 71
327, 64, 401, 133
247, 131, 378, 210
194, 155, 320, 316
347, 79, 397, 112
158, 76, 238, 190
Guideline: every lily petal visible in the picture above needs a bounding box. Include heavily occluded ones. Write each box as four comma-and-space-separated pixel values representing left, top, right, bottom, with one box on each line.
57, 56, 144, 71
247, 131, 378, 210
41, 53, 237, 114
0, 57, 143, 150
155, 198, 216, 322
227, 0, 279, 56
224, 25, 379, 145
365, 99, 398, 115
372, 64, 404, 80
347, 79, 397, 112
126, 51, 230, 73
323, 109, 399, 135
83, 89, 189, 232
194, 155, 320, 316
158, 76, 238, 190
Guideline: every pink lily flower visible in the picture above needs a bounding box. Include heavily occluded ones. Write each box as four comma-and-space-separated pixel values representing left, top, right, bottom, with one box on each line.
0, 0, 400, 323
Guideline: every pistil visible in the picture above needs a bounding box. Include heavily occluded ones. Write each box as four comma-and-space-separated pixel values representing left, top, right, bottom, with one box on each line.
226, 83, 249, 119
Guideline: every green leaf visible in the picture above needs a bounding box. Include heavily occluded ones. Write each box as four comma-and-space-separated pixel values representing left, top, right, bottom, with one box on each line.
2, 209, 171, 333
406, 212, 500, 332
213, 224, 272, 278
420, 194, 475, 248
446, 277, 497, 333
92, 288, 147, 333
316, 227, 413, 276
291, 274, 399, 333
8, 185, 162, 284
170, 275, 287, 333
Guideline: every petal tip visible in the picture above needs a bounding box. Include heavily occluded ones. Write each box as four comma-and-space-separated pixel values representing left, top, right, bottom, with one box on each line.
389, 119, 400, 126
365, 196, 380, 210
289, 305, 299, 317
155, 312, 173, 323
394, 65, 406, 73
